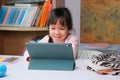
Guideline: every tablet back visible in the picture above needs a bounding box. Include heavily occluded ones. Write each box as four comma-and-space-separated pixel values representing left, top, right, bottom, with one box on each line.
26, 42, 75, 70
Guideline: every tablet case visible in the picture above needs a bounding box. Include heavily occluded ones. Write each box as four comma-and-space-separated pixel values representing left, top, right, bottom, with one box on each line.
26, 42, 75, 71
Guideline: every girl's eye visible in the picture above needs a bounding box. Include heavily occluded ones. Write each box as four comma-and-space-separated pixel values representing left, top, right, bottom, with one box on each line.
60, 27, 66, 30
60, 28, 65, 30
50, 27, 55, 30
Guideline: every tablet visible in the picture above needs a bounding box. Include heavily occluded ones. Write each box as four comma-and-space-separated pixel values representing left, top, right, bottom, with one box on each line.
25, 42, 75, 70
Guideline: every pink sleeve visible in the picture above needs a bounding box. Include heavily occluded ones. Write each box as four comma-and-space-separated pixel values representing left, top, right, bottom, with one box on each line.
65, 35, 79, 59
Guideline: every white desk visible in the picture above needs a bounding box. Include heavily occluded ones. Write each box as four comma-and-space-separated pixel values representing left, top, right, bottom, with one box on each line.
0, 56, 120, 80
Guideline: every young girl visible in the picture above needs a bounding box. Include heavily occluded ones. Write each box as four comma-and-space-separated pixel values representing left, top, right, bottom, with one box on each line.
24, 7, 79, 60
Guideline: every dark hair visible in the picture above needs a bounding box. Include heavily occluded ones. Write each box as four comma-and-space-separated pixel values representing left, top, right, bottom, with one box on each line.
46, 7, 73, 30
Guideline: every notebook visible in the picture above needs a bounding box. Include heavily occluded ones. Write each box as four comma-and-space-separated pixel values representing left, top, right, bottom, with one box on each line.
25, 42, 75, 71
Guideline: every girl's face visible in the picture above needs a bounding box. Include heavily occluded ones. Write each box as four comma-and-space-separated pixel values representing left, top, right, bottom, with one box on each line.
49, 20, 69, 43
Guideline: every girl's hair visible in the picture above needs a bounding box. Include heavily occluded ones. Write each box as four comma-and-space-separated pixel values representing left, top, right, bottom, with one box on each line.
46, 7, 73, 30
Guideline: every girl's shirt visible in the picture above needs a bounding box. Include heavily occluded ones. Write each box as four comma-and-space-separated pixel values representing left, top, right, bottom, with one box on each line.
24, 34, 79, 61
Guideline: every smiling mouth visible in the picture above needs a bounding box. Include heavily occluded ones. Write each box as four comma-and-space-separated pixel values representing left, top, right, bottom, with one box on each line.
53, 35, 61, 38
54, 37, 61, 39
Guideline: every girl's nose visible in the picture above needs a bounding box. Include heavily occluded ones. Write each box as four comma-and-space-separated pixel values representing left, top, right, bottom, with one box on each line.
54, 29, 60, 34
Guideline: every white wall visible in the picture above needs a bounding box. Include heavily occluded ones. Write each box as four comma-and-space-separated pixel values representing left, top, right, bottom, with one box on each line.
65, 0, 80, 41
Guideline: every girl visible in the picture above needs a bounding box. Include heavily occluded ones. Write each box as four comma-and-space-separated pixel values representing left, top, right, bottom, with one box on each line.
24, 7, 79, 60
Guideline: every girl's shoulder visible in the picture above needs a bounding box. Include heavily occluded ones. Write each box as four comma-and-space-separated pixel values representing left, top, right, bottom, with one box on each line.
38, 35, 49, 43
67, 34, 78, 39
65, 34, 79, 42
42, 35, 49, 39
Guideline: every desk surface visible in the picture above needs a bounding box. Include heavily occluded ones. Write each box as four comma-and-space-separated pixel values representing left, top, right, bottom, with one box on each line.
0, 56, 120, 80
